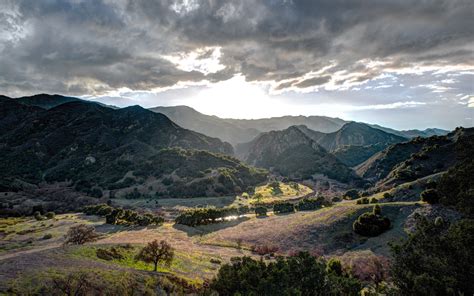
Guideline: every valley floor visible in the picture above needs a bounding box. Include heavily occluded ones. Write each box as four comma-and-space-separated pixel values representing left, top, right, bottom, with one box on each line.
0, 194, 423, 291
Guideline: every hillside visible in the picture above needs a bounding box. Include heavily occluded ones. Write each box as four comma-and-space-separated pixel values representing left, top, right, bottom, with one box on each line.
297, 122, 406, 152
369, 124, 449, 138
356, 127, 474, 187
236, 126, 358, 183
13, 94, 117, 110
0, 99, 267, 201
151, 106, 346, 145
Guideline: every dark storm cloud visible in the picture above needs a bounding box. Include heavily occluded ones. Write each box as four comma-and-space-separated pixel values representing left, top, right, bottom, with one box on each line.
0, 0, 473, 96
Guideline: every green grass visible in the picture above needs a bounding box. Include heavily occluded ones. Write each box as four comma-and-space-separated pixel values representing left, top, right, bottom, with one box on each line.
68, 244, 218, 285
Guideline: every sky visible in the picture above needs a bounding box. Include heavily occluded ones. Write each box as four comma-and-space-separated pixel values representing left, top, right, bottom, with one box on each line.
0, 0, 473, 130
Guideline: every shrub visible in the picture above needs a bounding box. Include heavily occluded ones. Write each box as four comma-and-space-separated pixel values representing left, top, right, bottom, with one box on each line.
34, 211, 45, 221
370, 198, 378, 204
420, 189, 440, 204
42, 233, 53, 240
382, 192, 392, 200
353, 207, 390, 237
96, 247, 124, 261
297, 198, 322, 211
251, 244, 279, 256
326, 258, 343, 276
64, 224, 100, 245
255, 207, 267, 217
357, 197, 369, 205
344, 189, 360, 200
273, 202, 295, 214
45, 212, 55, 219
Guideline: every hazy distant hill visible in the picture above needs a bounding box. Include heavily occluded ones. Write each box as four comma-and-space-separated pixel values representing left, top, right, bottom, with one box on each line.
297, 122, 406, 152
0, 98, 267, 197
151, 106, 346, 145
368, 124, 449, 138
356, 127, 474, 187
237, 126, 359, 183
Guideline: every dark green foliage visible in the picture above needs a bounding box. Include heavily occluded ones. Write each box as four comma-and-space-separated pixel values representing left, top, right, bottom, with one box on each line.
353, 206, 390, 237
326, 258, 343, 276
209, 252, 361, 295
420, 189, 440, 204
356, 197, 369, 204
255, 206, 267, 217
83, 204, 164, 226
391, 218, 474, 296
175, 206, 247, 226
273, 202, 295, 214
297, 198, 323, 211
370, 197, 378, 203
45, 211, 55, 219
344, 189, 360, 200
42, 233, 53, 240
0, 100, 267, 198
437, 155, 474, 216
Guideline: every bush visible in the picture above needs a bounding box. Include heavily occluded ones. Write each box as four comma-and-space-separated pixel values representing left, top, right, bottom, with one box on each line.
273, 202, 295, 214
420, 189, 440, 204
357, 197, 369, 205
45, 212, 55, 219
353, 207, 390, 237
297, 198, 322, 211
255, 207, 267, 217
34, 211, 45, 221
42, 233, 53, 240
96, 247, 124, 261
383, 192, 392, 200
344, 189, 360, 200
370, 198, 378, 204
251, 244, 279, 256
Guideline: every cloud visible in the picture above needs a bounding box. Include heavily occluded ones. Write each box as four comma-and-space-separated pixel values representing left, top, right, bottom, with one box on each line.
0, 0, 473, 97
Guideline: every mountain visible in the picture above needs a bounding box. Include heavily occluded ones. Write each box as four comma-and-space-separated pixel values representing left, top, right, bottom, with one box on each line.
150, 106, 346, 145
369, 124, 449, 138
236, 126, 359, 183
13, 93, 117, 110
150, 106, 261, 145
356, 127, 474, 188
0, 99, 267, 198
297, 122, 407, 152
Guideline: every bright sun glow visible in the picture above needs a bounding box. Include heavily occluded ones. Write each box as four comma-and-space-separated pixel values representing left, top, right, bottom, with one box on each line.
180, 75, 354, 119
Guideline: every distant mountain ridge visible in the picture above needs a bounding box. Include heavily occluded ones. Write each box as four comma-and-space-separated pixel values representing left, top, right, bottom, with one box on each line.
151, 105, 347, 145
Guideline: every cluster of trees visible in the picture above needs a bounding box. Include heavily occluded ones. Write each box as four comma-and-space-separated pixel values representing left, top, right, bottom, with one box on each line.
356, 197, 378, 204
175, 206, 249, 226
353, 205, 391, 237
391, 217, 474, 295
296, 197, 326, 211
273, 202, 295, 214
83, 204, 164, 226
209, 252, 362, 295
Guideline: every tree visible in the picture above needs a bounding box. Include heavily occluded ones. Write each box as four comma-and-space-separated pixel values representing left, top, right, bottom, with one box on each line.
255, 206, 267, 217
209, 252, 361, 295
420, 189, 440, 204
353, 207, 390, 237
64, 224, 100, 245
391, 218, 474, 295
135, 240, 174, 272
344, 189, 360, 200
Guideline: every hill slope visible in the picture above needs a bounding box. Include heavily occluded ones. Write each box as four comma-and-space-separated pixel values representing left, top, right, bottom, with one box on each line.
0, 99, 266, 198
356, 127, 474, 188
237, 126, 358, 183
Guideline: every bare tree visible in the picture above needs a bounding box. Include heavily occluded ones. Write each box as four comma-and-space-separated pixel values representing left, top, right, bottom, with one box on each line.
64, 224, 100, 245
135, 240, 174, 272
